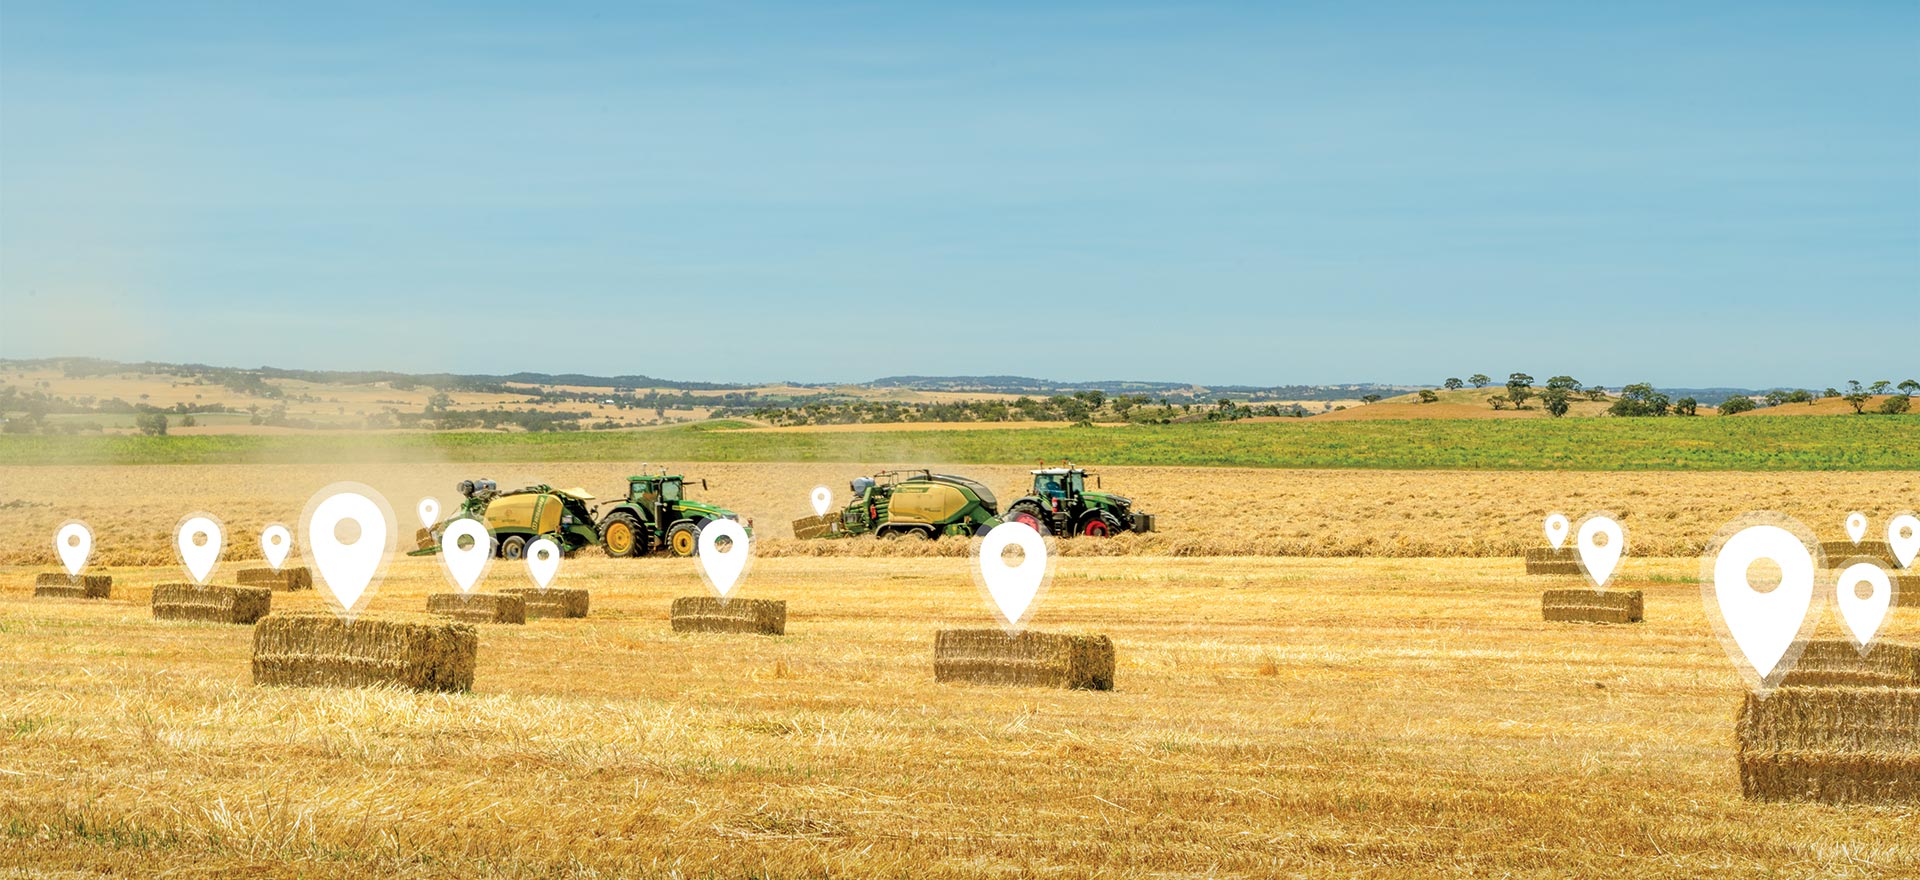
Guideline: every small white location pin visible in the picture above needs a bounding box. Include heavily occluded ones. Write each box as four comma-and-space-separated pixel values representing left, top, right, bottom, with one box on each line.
175, 513, 224, 585
976, 521, 1050, 634
54, 521, 93, 577
1834, 561, 1893, 652
1889, 513, 1920, 569
1708, 521, 1818, 685
810, 486, 833, 517
1576, 515, 1625, 589
261, 524, 292, 571
418, 497, 441, 528
1543, 513, 1569, 550
1845, 512, 1868, 545
303, 483, 394, 620
526, 537, 561, 591
439, 518, 493, 594
697, 519, 751, 601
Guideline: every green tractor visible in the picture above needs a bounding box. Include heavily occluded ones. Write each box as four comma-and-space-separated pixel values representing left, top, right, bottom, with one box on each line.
594, 472, 752, 557
1003, 466, 1155, 538
410, 479, 602, 559
803, 469, 1001, 539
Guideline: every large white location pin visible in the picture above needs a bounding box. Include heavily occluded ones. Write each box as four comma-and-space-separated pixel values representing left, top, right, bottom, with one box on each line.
1543, 513, 1569, 550
54, 521, 93, 577
1835, 561, 1893, 652
697, 519, 751, 601
1576, 515, 1624, 589
303, 483, 394, 620
175, 513, 224, 585
1845, 512, 1867, 545
526, 537, 561, 591
810, 486, 833, 517
976, 521, 1049, 634
418, 497, 441, 528
439, 518, 493, 594
261, 523, 292, 571
1889, 514, 1920, 569
1709, 523, 1817, 684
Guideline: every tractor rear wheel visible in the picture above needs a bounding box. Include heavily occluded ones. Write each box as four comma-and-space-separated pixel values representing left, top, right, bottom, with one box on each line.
1006, 504, 1049, 536
667, 521, 701, 557
500, 535, 529, 560
599, 512, 642, 558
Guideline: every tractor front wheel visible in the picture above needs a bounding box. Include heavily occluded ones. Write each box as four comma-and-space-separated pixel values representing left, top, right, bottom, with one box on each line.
599, 512, 642, 558
667, 521, 701, 557
500, 535, 529, 560
1080, 513, 1119, 538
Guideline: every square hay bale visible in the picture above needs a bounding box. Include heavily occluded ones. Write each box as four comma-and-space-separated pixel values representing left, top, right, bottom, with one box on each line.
670, 596, 786, 635
33, 572, 111, 600
502, 587, 590, 619
1780, 640, 1920, 688
791, 513, 839, 540
151, 583, 272, 625
252, 611, 476, 692
1523, 548, 1584, 576
235, 566, 313, 591
1541, 589, 1643, 624
426, 592, 526, 625
1820, 541, 1897, 567
1736, 686, 1920, 804
934, 629, 1115, 690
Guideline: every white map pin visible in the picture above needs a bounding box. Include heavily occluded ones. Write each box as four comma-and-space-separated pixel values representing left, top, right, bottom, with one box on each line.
977, 521, 1049, 634
1576, 515, 1624, 589
697, 519, 751, 601
303, 485, 394, 619
1710, 523, 1817, 683
175, 513, 224, 585
55, 521, 93, 577
1543, 513, 1569, 550
439, 518, 493, 594
810, 486, 833, 517
1835, 561, 1893, 652
1845, 512, 1867, 545
1889, 514, 1920, 569
260, 524, 292, 571
418, 497, 441, 528
526, 537, 561, 591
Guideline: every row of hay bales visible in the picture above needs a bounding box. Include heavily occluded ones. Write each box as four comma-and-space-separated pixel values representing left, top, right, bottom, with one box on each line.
1739, 640, 1920, 805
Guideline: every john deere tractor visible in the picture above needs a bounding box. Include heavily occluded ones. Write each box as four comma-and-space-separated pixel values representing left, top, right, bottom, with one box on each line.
595, 472, 751, 557
410, 479, 602, 559
1003, 466, 1155, 537
799, 470, 1001, 539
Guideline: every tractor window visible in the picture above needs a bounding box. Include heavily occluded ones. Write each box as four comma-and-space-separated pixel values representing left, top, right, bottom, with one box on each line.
1037, 475, 1066, 499
1068, 473, 1085, 494
662, 481, 682, 502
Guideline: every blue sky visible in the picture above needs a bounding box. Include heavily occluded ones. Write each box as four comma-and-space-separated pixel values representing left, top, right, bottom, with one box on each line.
2, 2, 1914, 386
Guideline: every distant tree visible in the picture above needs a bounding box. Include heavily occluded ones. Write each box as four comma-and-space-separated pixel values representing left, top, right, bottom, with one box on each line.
1417, 389, 1440, 403
1763, 390, 1788, 408
1488, 395, 1509, 411
1506, 373, 1535, 409
1870, 380, 1893, 395
1585, 387, 1608, 402
1468, 374, 1491, 388
1824, 388, 1841, 399
1900, 379, 1920, 396
1608, 383, 1670, 417
1545, 375, 1581, 392
1880, 395, 1912, 415
1843, 380, 1871, 414
1443, 378, 1464, 391
134, 412, 169, 436
1673, 397, 1698, 416
1361, 394, 1383, 405
181, 415, 197, 427
1541, 389, 1572, 418
1785, 390, 1814, 405
1717, 396, 1756, 416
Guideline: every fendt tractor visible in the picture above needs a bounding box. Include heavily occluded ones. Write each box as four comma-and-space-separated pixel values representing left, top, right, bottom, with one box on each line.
411, 479, 602, 559
1003, 465, 1156, 537
594, 471, 752, 557
794, 470, 1001, 539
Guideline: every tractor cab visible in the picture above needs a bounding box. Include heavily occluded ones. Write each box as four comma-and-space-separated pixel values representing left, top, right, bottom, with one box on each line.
1031, 468, 1089, 504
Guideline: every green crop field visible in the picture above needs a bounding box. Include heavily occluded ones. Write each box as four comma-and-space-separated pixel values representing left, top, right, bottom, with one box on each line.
0, 416, 1913, 470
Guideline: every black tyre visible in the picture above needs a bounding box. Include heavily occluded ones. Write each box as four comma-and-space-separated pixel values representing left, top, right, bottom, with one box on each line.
1006, 503, 1050, 536
500, 534, 529, 560
667, 521, 701, 557
599, 512, 644, 558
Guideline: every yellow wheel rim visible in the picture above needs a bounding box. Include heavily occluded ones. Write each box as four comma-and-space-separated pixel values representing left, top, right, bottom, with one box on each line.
672, 530, 695, 555
606, 522, 633, 555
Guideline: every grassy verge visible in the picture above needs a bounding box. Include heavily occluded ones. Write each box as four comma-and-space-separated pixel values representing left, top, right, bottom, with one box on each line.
0, 416, 1912, 469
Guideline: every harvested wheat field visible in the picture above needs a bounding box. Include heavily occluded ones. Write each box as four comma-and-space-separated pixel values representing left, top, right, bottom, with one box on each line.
2, 462, 1915, 566
3, 553, 1918, 877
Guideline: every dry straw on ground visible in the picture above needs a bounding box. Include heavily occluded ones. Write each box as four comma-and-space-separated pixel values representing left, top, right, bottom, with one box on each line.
251, 610, 476, 692
669, 596, 786, 635
1540, 589, 1643, 624
235, 566, 313, 591
31, 572, 111, 599
1779, 640, 1920, 688
501, 587, 589, 619
426, 592, 526, 625
934, 629, 1116, 690
150, 583, 272, 625
1736, 685, 1920, 805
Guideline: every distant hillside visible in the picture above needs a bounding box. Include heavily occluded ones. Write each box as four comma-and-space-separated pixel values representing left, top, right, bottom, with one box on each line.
869, 375, 1418, 402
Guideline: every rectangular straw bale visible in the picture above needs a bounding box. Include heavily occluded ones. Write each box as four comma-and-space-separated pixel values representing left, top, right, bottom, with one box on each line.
1541, 589, 1643, 624
235, 566, 312, 591
791, 514, 838, 539
252, 611, 476, 692
33, 572, 111, 599
670, 596, 786, 635
1900, 572, 1920, 608
1736, 686, 1920, 804
426, 592, 526, 625
1779, 640, 1920, 688
1820, 541, 1896, 566
151, 583, 272, 625
501, 587, 590, 619
934, 629, 1115, 690
1523, 548, 1583, 576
